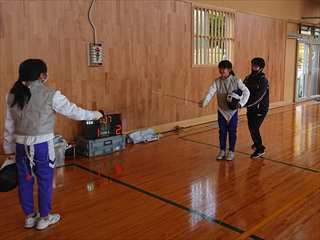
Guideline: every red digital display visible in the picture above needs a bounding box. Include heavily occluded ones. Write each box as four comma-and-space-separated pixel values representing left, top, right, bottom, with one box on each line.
115, 124, 122, 135
83, 113, 122, 139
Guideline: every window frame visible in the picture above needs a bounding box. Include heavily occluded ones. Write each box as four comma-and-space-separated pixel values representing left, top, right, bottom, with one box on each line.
300, 25, 320, 39
191, 3, 235, 68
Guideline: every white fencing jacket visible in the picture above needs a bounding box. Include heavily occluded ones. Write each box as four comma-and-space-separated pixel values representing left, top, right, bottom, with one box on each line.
202, 75, 250, 121
4, 90, 100, 155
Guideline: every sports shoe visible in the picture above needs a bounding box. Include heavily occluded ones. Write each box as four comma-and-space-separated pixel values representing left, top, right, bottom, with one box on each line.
216, 150, 226, 160
226, 151, 235, 161
36, 213, 61, 230
24, 213, 40, 229
251, 150, 265, 159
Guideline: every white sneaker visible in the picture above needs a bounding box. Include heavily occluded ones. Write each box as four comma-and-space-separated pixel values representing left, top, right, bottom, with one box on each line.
216, 150, 226, 160
227, 151, 235, 161
24, 213, 40, 229
36, 213, 61, 230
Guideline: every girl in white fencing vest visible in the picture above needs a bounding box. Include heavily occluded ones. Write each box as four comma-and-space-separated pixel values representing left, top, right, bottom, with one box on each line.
199, 60, 250, 161
3, 59, 103, 230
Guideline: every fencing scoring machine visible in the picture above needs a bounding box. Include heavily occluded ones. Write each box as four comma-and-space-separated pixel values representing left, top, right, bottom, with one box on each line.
77, 111, 126, 157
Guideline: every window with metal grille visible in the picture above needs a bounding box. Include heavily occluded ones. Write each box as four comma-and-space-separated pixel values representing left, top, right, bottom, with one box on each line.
300, 25, 320, 39
193, 6, 235, 66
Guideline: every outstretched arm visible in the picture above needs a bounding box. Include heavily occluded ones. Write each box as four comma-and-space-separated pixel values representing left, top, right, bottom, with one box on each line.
52, 91, 102, 121
201, 82, 217, 107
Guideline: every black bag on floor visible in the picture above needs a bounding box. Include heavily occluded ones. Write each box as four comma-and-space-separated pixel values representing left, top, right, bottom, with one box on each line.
0, 161, 18, 192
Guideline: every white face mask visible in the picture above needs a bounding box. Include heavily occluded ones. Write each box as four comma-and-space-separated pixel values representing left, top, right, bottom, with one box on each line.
41, 73, 49, 83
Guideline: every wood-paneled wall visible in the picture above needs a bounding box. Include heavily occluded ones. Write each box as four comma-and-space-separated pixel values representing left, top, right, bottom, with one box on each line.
0, 0, 286, 141
233, 12, 286, 101
302, 0, 320, 25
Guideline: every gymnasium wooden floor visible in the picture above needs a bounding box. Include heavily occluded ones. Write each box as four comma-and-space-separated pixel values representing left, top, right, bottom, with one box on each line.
1, 101, 320, 240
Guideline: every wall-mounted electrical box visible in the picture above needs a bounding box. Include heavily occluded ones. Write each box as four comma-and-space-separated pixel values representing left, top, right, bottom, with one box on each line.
88, 43, 103, 67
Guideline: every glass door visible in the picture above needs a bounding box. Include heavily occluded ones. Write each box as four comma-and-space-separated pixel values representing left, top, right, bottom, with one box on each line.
310, 44, 320, 96
296, 42, 309, 100
296, 41, 320, 101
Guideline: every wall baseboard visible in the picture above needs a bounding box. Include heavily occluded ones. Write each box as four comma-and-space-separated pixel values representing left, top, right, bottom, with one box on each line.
145, 101, 293, 134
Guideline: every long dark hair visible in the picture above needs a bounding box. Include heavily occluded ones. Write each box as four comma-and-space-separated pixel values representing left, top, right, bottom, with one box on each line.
10, 59, 47, 110
218, 60, 235, 76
